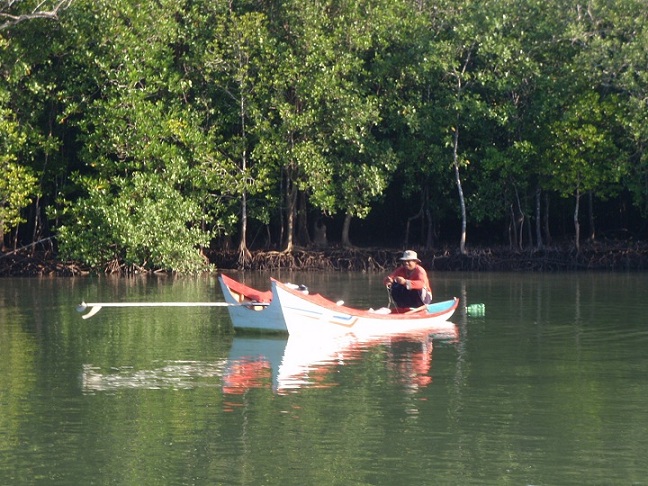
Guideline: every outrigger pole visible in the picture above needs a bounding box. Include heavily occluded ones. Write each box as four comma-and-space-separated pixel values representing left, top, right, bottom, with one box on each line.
76, 301, 269, 320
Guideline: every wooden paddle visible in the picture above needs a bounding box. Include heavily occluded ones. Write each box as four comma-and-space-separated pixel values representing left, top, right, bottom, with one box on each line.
76, 301, 270, 319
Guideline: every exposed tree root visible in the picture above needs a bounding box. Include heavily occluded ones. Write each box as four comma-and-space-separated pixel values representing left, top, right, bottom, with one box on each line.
208, 242, 648, 272
0, 251, 89, 276
2, 241, 648, 276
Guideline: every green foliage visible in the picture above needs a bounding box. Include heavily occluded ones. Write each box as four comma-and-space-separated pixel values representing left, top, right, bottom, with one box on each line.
0, 162, 38, 238
264, 0, 402, 222
2, 0, 648, 261
53, 0, 234, 271
0, 104, 38, 240
58, 172, 210, 273
570, 0, 648, 215
547, 92, 625, 198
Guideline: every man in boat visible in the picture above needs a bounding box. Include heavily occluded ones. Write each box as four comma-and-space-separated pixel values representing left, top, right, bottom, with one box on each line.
383, 250, 432, 309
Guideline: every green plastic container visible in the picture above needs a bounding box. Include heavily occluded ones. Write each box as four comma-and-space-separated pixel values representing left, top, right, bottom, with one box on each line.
466, 303, 486, 316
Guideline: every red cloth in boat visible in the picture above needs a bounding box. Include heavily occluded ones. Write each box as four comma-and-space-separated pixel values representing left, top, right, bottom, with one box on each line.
385, 265, 430, 292
225, 277, 272, 303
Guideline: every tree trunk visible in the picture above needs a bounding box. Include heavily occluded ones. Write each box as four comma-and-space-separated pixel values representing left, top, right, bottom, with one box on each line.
452, 124, 467, 255
236, 64, 251, 265
526, 212, 533, 250
313, 218, 328, 249
236, 142, 251, 264
278, 169, 285, 248
283, 180, 297, 252
508, 204, 517, 250
296, 191, 311, 247
588, 190, 595, 241
12, 226, 18, 251
514, 186, 525, 250
237, 189, 251, 266
543, 193, 552, 246
535, 185, 543, 250
574, 188, 581, 252
405, 206, 424, 248
341, 212, 353, 248
425, 207, 435, 249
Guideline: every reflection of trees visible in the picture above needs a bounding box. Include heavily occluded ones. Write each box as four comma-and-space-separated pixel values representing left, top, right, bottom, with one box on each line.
442, 272, 648, 483
82, 361, 229, 392
6, 273, 648, 483
0, 307, 37, 463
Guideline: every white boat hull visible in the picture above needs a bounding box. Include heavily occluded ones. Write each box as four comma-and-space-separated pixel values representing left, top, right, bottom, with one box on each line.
271, 279, 458, 338
218, 274, 287, 333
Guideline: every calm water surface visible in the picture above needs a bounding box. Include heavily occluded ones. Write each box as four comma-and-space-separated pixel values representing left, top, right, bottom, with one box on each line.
1, 271, 648, 485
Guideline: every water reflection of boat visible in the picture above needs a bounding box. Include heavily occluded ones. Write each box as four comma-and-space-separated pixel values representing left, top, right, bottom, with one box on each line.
81, 328, 458, 395
276, 334, 356, 392
222, 327, 459, 395
222, 335, 288, 394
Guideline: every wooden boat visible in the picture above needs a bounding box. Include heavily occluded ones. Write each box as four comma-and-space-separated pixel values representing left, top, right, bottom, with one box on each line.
80, 274, 457, 337
219, 274, 458, 336
217, 273, 287, 333
270, 278, 459, 338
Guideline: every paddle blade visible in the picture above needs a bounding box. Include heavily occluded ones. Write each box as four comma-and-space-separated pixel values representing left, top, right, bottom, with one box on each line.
81, 305, 103, 319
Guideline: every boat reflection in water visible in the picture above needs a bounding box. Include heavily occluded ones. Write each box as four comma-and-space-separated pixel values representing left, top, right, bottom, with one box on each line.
81, 327, 458, 395
221, 335, 286, 394
223, 325, 459, 395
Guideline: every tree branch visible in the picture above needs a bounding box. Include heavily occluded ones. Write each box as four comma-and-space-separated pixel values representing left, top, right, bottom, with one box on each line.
0, 0, 73, 30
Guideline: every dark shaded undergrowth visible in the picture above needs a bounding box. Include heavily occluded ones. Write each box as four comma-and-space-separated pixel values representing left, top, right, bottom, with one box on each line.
207, 241, 648, 272
2, 240, 648, 277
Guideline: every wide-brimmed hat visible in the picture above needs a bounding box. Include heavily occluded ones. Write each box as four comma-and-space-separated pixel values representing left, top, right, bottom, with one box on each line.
399, 250, 420, 262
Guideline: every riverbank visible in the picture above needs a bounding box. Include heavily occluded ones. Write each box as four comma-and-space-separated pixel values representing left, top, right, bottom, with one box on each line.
2, 240, 648, 276
207, 241, 648, 272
